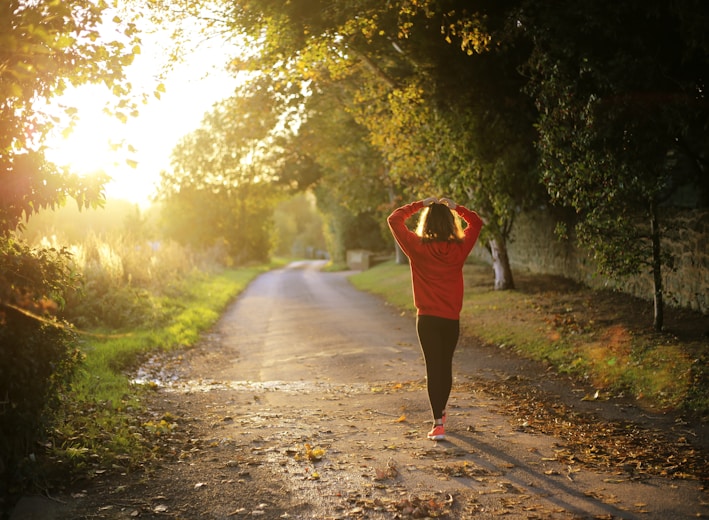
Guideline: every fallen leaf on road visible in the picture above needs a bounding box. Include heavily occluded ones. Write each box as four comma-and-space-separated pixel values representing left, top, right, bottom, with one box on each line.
581, 390, 601, 401
305, 443, 325, 461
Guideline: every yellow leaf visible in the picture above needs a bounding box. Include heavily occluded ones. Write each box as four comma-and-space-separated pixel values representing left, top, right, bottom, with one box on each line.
307, 446, 325, 461
396, 414, 407, 423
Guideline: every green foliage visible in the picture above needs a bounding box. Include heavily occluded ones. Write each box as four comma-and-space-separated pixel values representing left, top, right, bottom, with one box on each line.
298, 88, 390, 212
152, 0, 708, 308
0, 239, 82, 499
0, 313, 81, 497
0, 0, 141, 235
218, 0, 543, 290
156, 80, 290, 264
521, 0, 709, 328
0, 2, 147, 499
0, 237, 79, 310
314, 185, 390, 264
282, 88, 393, 261
272, 193, 326, 257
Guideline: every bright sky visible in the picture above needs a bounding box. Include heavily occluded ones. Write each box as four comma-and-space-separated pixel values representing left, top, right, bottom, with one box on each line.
44, 22, 241, 208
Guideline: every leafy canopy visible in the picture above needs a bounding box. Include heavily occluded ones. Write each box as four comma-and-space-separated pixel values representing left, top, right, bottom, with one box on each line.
1, 0, 142, 235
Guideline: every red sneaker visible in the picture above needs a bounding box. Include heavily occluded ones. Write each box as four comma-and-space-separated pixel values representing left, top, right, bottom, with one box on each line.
427, 424, 446, 441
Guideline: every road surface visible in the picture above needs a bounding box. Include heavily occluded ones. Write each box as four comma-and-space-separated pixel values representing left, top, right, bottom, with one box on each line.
14, 260, 708, 519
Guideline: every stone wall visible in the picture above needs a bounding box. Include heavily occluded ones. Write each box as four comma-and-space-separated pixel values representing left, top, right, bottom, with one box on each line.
474, 207, 709, 314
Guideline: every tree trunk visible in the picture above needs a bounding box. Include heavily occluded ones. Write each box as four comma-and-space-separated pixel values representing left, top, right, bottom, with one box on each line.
650, 200, 664, 331
394, 242, 408, 265
388, 185, 409, 265
489, 237, 515, 290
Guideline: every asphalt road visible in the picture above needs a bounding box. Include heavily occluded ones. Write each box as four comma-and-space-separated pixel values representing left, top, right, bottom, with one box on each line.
11, 260, 708, 519
182, 260, 707, 519
207, 259, 424, 385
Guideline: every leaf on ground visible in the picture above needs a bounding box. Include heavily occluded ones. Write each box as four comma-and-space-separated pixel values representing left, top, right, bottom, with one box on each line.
296, 443, 325, 462
581, 390, 601, 401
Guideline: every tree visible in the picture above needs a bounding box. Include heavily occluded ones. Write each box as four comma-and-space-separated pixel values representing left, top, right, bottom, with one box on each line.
272, 193, 326, 258
522, 0, 709, 330
1, 0, 141, 234
2, 0, 143, 321
220, 0, 543, 289
1, 0, 142, 497
383, 4, 542, 289
156, 78, 290, 263
292, 87, 393, 263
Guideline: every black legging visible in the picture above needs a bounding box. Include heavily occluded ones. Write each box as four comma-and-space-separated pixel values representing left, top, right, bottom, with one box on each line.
416, 315, 460, 421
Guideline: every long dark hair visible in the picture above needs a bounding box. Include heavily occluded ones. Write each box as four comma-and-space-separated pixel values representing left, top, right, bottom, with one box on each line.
416, 203, 464, 243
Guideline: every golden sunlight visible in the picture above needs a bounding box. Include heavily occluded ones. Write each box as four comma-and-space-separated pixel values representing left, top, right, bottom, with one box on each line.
44, 24, 241, 208
45, 86, 127, 175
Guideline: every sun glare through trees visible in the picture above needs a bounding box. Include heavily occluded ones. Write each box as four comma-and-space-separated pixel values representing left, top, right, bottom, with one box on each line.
42, 22, 240, 208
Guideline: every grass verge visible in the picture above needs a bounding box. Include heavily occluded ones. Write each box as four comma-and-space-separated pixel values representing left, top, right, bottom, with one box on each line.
49, 262, 280, 476
349, 260, 708, 417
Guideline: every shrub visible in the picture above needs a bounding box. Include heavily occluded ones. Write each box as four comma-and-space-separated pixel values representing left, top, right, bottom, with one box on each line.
0, 238, 82, 501
59, 233, 219, 330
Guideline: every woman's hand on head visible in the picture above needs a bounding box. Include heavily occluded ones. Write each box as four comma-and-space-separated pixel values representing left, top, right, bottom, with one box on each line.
439, 197, 457, 210
422, 197, 438, 206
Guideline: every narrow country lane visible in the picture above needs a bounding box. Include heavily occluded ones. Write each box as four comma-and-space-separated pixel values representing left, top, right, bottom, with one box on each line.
205, 260, 424, 384
24, 261, 707, 520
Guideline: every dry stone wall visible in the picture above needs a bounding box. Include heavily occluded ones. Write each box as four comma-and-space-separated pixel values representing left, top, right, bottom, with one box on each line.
472, 207, 709, 314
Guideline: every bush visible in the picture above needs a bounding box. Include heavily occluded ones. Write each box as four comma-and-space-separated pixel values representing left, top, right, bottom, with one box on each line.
59, 233, 219, 330
0, 227, 230, 504
0, 238, 82, 502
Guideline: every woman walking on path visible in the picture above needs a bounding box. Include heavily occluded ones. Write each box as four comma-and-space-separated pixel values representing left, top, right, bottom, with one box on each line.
387, 197, 483, 440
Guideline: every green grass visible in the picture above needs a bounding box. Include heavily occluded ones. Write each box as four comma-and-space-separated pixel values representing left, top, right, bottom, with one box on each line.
72, 266, 269, 404
350, 260, 705, 415
51, 263, 275, 471
348, 260, 416, 312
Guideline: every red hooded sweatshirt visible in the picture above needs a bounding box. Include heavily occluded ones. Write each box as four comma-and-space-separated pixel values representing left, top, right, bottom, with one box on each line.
387, 201, 483, 320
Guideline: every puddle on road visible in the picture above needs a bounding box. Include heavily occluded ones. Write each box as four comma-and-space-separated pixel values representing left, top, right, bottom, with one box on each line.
132, 376, 372, 395
131, 354, 375, 394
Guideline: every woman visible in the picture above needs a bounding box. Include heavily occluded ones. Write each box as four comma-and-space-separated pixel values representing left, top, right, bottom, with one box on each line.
387, 196, 483, 440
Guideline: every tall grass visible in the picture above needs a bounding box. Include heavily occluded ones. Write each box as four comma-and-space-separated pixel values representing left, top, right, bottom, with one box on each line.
40, 232, 229, 329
